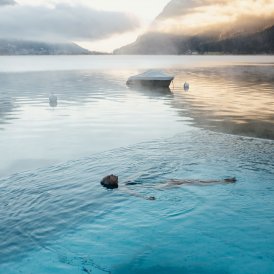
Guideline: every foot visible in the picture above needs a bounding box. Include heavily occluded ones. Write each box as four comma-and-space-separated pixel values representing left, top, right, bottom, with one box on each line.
224, 177, 237, 183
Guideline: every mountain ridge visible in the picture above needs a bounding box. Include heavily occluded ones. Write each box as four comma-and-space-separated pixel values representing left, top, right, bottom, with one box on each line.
114, 25, 274, 55
0, 39, 91, 55
200, 25, 274, 54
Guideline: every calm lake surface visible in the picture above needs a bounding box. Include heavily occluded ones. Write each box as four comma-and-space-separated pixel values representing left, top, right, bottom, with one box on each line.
0, 56, 273, 274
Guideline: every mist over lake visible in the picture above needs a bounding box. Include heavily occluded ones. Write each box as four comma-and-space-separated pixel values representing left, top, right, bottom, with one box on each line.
0, 55, 273, 175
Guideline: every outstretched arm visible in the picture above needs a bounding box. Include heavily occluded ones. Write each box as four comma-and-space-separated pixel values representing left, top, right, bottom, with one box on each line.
119, 186, 155, 200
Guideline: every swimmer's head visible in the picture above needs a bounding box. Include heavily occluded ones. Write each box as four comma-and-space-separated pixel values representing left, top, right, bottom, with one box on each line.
100, 174, 119, 189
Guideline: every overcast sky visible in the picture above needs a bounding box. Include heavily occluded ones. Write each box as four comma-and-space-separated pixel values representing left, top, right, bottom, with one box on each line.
0, 0, 273, 52
0, 0, 170, 51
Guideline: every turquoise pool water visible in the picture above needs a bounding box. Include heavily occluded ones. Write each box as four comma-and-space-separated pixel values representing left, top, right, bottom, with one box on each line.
0, 56, 274, 273
1, 130, 274, 274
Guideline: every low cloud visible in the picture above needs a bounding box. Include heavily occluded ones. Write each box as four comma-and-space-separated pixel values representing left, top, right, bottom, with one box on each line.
157, 0, 229, 19
0, 3, 139, 41
152, 0, 274, 36
0, 0, 16, 5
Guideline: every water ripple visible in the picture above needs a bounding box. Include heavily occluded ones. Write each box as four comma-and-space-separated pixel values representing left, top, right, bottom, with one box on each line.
0, 129, 273, 267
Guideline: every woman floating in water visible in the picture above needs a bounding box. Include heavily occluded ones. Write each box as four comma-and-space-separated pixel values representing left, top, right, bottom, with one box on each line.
100, 174, 236, 200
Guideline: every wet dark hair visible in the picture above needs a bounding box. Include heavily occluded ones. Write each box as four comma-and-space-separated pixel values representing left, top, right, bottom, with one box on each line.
100, 174, 119, 189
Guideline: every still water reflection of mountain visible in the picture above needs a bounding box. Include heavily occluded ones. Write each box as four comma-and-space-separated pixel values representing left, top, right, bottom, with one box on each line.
0, 65, 273, 140
0, 61, 273, 176
171, 65, 274, 139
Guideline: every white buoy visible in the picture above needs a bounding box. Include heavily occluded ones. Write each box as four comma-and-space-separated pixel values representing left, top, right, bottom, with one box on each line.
49, 93, 57, 107
183, 82, 189, 91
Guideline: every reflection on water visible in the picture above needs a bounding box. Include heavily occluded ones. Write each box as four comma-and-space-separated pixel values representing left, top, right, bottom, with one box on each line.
0, 68, 188, 176
0, 56, 273, 177
172, 65, 274, 139
0, 96, 18, 127
128, 86, 173, 98
49, 100, 58, 108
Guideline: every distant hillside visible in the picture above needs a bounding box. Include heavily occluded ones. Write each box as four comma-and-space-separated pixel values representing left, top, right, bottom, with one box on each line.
114, 32, 212, 55
199, 26, 274, 54
114, 32, 183, 54
0, 39, 91, 55
114, 25, 274, 55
